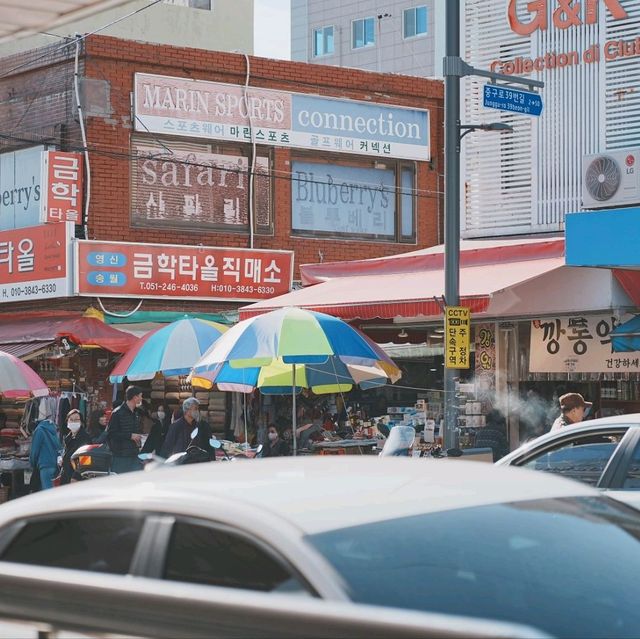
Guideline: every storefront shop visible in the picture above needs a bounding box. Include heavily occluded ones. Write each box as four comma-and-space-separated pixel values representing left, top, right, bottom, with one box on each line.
239, 237, 640, 450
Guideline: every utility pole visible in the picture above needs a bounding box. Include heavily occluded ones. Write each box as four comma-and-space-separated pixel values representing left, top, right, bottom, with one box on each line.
442, 1, 544, 449
443, 0, 461, 450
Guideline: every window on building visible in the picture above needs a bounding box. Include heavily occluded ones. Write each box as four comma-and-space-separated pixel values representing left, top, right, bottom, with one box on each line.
291, 155, 416, 243
131, 136, 273, 235
313, 26, 334, 57
403, 6, 427, 38
352, 17, 375, 49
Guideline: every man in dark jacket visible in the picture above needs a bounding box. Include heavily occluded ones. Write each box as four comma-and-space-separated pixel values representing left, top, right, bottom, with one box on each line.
106, 385, 144, 473
161, 397, 214, 460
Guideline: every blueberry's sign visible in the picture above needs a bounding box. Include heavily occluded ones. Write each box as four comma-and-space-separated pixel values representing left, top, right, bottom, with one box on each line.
0, 146, 44, 231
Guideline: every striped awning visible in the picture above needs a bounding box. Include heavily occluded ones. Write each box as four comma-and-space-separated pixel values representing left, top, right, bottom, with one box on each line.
0, 342, 54, 360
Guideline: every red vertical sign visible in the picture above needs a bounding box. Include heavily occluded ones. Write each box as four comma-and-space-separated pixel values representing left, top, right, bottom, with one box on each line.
41, 151, 84, 224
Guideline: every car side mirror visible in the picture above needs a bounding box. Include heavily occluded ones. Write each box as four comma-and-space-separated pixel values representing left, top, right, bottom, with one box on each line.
191, 428, 198, 440
209, 438, 222, 449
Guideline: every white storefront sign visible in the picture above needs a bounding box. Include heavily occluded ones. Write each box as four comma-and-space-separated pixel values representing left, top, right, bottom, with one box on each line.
530, 313, 640, 373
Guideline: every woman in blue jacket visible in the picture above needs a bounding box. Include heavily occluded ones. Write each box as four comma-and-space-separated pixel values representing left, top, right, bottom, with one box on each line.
29, 414, 61, 490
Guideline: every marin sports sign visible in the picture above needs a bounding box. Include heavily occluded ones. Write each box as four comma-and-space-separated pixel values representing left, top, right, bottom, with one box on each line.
134, 73, 430, 162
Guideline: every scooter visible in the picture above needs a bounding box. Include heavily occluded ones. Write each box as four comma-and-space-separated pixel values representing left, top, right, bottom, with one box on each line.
69, 443, 114, 480
379, 424, 464, 458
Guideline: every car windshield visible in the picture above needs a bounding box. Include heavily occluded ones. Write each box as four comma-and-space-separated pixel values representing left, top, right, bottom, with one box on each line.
307, 496, 640, 638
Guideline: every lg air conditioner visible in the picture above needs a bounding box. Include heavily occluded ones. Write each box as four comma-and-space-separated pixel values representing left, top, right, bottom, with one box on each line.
582, 149, 640, 209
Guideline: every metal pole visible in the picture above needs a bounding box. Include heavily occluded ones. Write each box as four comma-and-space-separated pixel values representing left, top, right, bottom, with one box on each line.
443, 0, 460, 450
292, 364, 297, 457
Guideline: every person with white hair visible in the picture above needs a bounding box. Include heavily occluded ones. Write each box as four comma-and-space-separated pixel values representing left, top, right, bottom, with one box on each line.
160, 397, 214, 460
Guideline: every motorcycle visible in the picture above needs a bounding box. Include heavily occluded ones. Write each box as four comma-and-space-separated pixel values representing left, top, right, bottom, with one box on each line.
69, 443, 114, 480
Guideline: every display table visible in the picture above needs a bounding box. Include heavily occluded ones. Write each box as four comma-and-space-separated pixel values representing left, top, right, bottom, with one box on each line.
311, 439, 379, 455
0, 458, 31, 499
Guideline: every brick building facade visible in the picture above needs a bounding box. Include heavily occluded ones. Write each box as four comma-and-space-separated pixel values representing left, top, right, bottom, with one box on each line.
0, 35, 443, 317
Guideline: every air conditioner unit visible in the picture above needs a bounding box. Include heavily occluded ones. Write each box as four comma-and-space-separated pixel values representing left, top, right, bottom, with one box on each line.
582, 149, 640, 209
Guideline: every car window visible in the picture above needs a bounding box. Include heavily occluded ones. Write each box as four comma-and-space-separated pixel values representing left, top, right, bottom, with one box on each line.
163, 521, 308, 594
521, 432, 624, 486
1, 514, 144, 575
623, 440, 640, 490
307, 496, 640, 639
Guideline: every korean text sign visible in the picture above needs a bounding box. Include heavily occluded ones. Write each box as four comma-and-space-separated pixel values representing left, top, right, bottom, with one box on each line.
0, 222, 73, 303
41, 151, 84, 224
75, 240, 294, 302
530, 314, 640, 372
292, 161, 396, 238
134, 73, 430, 162
445, 306, 471, 369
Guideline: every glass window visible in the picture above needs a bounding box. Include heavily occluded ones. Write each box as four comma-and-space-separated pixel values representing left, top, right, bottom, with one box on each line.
307, 497, 640, 638
400, 166, 415, 239
291, 158, 416, 243
352, 17, 375, 49
623, 438, 640, 489
404, 6, 427, 38
521, 432, 623, 486
313, 26, 334, 57
164, 521, 307, 593
1, 515, 144, 575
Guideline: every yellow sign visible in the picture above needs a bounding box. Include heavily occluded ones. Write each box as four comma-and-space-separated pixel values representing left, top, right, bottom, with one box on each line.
445, 306, 471, 369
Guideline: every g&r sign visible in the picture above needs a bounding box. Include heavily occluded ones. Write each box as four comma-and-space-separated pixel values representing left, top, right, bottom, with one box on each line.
508, 0, 628, 36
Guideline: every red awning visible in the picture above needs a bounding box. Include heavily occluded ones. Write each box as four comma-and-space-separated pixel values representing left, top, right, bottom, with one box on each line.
613, 270, 640, 308
240, 257, 566, 321
0, 315, 138, 353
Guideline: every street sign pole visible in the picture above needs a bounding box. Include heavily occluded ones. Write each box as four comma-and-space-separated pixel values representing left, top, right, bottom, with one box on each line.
443, 0, 461, 450
442, 3, 544, 450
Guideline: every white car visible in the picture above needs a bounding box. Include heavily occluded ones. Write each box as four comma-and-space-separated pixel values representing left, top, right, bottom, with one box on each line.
1, 458, 640, 638
497, 414, 640, 508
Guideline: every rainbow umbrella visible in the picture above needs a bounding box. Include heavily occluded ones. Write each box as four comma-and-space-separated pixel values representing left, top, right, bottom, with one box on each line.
192, 307, 400, 454
0, 350, 49, 398
110, 318, 228, 382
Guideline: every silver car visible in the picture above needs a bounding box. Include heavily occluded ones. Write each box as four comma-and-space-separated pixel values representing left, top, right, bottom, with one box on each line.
497, 414, 640, 508
1, 457, 640, 638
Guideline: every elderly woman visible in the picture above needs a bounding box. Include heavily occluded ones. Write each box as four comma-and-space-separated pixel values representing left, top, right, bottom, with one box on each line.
60, 409, 91, 484
160, 397, 214, 460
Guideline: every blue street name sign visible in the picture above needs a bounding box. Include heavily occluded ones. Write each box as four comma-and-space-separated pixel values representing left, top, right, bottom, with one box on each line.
483, 84, 543, 116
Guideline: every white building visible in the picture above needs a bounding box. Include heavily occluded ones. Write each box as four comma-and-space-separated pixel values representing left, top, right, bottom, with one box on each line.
0, 0, 254, 57
291, 0, 445, 77
461, 0, 640, 238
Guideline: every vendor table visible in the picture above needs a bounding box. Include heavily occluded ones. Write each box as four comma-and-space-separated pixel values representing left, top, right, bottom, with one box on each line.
0, 459, 31, 499
311, 439, 379, 455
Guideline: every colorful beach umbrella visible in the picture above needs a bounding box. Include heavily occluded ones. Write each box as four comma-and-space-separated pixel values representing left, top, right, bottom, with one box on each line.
192, 307, 401, 454
110, 318, 228, 383
0, 350, 49, 398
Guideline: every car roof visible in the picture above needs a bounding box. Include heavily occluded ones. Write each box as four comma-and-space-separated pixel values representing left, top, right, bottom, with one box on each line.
498, 414, 640, 465
0, 458, 598, 535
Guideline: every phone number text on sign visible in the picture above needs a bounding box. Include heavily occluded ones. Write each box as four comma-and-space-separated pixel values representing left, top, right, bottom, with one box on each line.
75, 240, 294, 302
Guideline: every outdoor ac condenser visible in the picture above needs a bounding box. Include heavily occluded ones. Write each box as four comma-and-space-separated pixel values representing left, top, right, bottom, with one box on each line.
582, 148, 640, 209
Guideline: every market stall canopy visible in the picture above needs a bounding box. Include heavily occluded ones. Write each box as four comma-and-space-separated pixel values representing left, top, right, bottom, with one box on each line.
0, 350, 49, 398
0, 0, 131, 43
611, 315, 640, 353
240, 256, 565, 321
0, 313, 138, 355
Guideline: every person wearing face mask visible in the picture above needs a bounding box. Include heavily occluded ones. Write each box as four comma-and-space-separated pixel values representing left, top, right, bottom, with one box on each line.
160, 397, 215, 460
139, 402, 166, 455
263, 424, 289, 458
59, 409, 91, 484
106, 385, 144, 473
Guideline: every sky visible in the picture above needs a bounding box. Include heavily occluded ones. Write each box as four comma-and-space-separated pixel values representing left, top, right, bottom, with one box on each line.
254, 0, 291, 59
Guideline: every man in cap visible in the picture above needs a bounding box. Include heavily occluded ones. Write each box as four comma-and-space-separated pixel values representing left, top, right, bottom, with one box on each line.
550, 393, 592, 432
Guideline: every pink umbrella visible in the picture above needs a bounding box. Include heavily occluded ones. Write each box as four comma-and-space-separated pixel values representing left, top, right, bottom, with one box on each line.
0, 350, 49, 398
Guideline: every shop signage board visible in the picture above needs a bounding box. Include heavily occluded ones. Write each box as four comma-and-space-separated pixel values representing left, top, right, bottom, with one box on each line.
291, 161, 396, 238
475, 323, 496, 401
530, 313, 640, 373
133, 73, 430, 162
0, 222, 73, 303
40, 151, 84, 224
75, 240, 294, 303
445, 306, 471, 369
0, 146, 45, 231
131, 144, 270, 230
483, 85, 543, 116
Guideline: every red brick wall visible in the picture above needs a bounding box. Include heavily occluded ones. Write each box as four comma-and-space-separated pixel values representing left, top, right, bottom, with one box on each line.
83, 35, 444, 276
